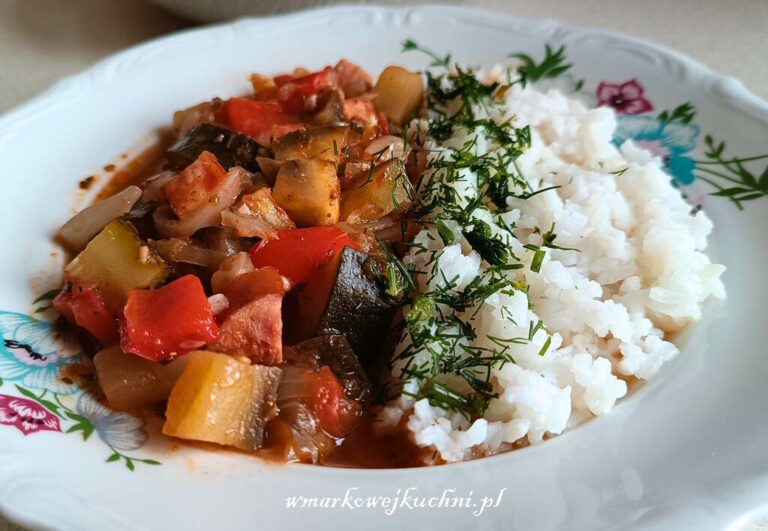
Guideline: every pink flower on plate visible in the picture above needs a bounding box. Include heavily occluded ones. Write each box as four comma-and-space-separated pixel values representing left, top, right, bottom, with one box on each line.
596, 79, 653, 115
0, 394, 60, 435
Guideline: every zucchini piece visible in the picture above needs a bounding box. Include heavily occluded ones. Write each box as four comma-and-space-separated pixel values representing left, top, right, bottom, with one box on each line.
163, 351, 281, 451
64, 220, 169, 312
94, 345, 188, 411
166, 123, 262, 172
296, 247, 399, 363
340, 159, 413, 222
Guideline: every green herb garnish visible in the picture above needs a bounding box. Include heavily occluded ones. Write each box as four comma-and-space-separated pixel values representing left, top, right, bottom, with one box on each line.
530, 248, 545, 272
435, 219, 454, 245
463, 221, 508, 266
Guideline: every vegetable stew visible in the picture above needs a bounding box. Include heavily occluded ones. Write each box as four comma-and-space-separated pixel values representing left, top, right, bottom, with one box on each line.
53, 60, 428, 467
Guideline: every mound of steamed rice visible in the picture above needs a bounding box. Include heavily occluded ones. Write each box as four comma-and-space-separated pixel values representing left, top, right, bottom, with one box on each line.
379, 73, 726, 463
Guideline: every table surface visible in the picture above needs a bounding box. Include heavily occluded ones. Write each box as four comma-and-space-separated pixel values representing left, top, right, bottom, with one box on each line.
0, 0, 766, 529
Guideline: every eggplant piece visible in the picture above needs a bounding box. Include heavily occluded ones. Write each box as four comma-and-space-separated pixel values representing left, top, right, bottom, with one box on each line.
193, 227, 256, 256
296, 247, 400, 364
284, 334, 372, 405
310, 89, 344, 125
167, 123, 262, 172
272, 158, 341, 226
272, 125, 352, 164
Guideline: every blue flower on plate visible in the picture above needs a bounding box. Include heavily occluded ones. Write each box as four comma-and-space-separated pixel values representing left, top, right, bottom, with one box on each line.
0, 312, 81, 394
76, 393, 147, 451
613, 116, 700, 185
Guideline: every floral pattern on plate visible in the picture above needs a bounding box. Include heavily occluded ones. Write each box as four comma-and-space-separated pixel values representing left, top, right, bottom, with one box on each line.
513, 45, 768, 209
0, 310, 160, 471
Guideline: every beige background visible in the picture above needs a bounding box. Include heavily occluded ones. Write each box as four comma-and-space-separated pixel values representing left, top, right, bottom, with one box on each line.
0, 0, 767, 529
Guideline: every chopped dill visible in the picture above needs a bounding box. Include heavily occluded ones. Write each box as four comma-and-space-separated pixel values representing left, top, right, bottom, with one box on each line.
385, 43, 564, 417
509, 44, 573, 87
530, 248, 545, 272
401, 39, 451, 68
462, 221, 508, 266
610, 167, 629, 177
435, 219, 454, 245
538, 335, 552, 357
385, 264, 403, 298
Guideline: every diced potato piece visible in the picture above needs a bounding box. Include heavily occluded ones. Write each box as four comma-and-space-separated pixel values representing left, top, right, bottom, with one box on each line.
272, 158, 340, 226
163, 351, 281, 451
373, 66, 423, 125
94, 345, 188, 411
340, 159, 413, 222
64, 220, 168, 312
272, 126, 351, 164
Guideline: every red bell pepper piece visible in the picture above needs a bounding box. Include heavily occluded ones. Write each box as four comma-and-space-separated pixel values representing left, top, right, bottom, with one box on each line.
224, 98, 303, 145
54, 284, 118, 345
274, 66, 335, 112
120, 275, 219, 361
162, 151, 228, 220
249, 227, 359, 287
307, 366, 361, 438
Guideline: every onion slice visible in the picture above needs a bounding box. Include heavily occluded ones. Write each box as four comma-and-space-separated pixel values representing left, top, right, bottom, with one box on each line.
365, 135, 411, 162
150, 238, 225, 268
210, 252, 254, 294
140, 170, 177, 203
207, 294, 229, 316
276, 365, 337, 463
58, 185, 142, 250
153, 167, 242, 239
220, 210, 278, 240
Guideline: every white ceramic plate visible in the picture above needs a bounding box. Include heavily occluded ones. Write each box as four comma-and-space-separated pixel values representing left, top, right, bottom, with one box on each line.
1, 5, 767, 530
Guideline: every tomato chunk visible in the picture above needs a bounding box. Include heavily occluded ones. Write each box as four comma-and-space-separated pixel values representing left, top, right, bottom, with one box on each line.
249, 227, 359, 287
120, 275, 219, 361
306, 366, 360, 438
162, 151, 228, 220
54, 284, 118, 345
224, 98, 303, 145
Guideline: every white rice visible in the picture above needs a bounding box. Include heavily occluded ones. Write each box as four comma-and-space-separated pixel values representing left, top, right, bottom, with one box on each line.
379, 72, 726, 463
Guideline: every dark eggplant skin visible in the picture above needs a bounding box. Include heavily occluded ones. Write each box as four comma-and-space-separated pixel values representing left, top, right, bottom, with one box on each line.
166, 123, 262, 172
284, 334, 372, 405
315, 247, 400, 366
